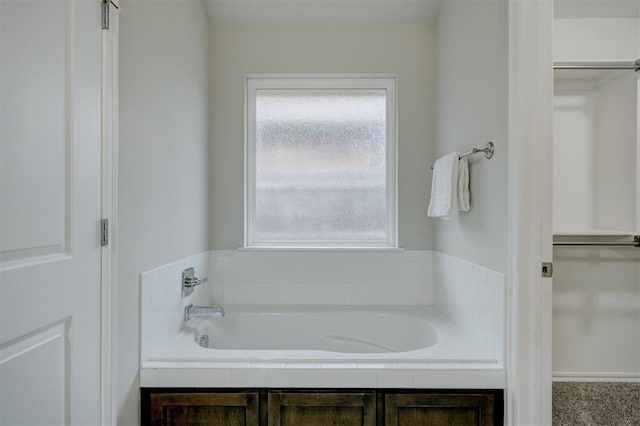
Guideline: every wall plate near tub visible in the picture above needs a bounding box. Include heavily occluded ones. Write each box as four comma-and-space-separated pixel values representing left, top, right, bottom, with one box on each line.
182, 267, 196, 298
181, 267, 207, 298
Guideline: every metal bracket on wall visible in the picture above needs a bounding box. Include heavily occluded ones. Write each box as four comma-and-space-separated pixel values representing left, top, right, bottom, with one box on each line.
541, 262, 553, 278
101, 0, 119, 30
101, 219, 109, 246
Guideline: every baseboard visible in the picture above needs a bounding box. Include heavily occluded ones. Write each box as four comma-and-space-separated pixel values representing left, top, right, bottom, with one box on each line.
553, 371, 640, 382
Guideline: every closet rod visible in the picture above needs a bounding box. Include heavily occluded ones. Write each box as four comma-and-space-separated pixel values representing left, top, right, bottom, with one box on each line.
554, 59, 640, 70
553, 236, 640, 248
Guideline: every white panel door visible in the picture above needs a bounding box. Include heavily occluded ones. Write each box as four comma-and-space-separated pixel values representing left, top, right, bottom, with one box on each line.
0, 0, 103, 424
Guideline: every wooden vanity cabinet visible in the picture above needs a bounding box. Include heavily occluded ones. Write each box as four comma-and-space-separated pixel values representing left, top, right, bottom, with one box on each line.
142, 388, 503, 426
143, 390, 260, 426
384, 392, 498, 426
268, 391, 376, 426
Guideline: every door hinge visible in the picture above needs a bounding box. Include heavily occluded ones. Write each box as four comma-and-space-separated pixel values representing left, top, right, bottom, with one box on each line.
102, 0, 109, 29
542, 262, 553, 278
101, 219, 109, 246
101, 0, 119, 30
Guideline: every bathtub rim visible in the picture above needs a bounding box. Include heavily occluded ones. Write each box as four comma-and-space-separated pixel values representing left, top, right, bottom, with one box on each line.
143, 305, 501, 367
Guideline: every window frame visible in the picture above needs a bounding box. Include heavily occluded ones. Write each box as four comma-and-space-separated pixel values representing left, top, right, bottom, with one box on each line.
244, 74, 398, 249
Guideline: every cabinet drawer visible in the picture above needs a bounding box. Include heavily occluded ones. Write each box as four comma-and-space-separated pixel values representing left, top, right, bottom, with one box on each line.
385, 393, 498, 426
147, 392, 259, 426
268, 391, 376, 426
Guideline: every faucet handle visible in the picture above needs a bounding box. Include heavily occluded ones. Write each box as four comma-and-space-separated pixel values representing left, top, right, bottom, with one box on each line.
183, 276, 202, 287
181, 267, 207, 298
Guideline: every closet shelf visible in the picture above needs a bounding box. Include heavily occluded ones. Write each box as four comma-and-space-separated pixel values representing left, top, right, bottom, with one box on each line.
553, 229, 637, 237
553, 236, 640, 248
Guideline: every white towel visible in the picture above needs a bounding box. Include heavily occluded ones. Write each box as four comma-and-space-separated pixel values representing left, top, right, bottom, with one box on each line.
427, 152, 460, 218
427, 153, 471, 218
457, 157, 470, 212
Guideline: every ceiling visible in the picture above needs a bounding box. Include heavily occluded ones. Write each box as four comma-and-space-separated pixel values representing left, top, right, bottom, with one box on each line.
554, 0, 640, 18
204, 0, 640, 25
204, 0, 443, 24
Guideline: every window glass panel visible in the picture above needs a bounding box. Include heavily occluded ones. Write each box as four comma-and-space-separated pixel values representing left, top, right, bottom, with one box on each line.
254, 89, 387, 242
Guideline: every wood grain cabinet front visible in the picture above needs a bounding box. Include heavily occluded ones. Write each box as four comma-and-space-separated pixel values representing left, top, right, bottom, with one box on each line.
385, 393, 498, 426
146, 392, 259, 426
142, 388, 503, 426
268, 391, 376, 426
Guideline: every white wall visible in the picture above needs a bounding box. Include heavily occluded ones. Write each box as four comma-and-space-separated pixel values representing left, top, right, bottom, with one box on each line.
433, 1, 509, 273
208, 21, 436, 249
117, 1, 209, 424
554, 18, 639, 62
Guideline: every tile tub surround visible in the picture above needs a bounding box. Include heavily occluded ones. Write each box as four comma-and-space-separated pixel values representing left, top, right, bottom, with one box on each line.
140, 251, 211, 365
210, 250, 434, 305
140, 364, 507, 389
140, 249, 506, 389
434, 252, 506, 365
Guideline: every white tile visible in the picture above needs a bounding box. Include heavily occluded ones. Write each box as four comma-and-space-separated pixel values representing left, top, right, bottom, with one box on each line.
268, 370, 306, 387
342, 295, 366, 305
450, 370, 487, 388
139, 369, 158, 387
356, 363, 395, 369
288, 283, 312, 295
140, 310, 152, 364
375, 283, 400, 296
340, 370, 377, 388
205, 250, 441, 305
233, 294, 261, 304
485, 370, 506, 388
251, 283, 270, 294
303, 370, 341, 388
184, 362, 223, 369
277, 294, 310, 304
390, 363, 429, 370
194, 369, 232, 387
323, 363, 358, 369
140, 278, 153, 309
365, 294, 392, 305
311, 283, 333, 294
286, 363, 322, 369
251, 363, 287, 369
157, 368, 195, 387
377, 370, 413, 388
216, 362, 251, 369
231, 369, 267, 387
413, 370, 450, 388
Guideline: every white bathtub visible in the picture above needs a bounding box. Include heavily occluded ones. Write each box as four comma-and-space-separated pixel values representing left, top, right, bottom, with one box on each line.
190, 308, 438, 353
147, 306, 498, 364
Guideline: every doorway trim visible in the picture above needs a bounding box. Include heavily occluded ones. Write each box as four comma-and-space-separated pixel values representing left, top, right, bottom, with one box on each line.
101, 1, 119, 424
507, 0, 554, 424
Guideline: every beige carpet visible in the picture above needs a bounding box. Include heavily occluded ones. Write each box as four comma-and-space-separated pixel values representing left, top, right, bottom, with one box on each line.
553, 382, 640, 425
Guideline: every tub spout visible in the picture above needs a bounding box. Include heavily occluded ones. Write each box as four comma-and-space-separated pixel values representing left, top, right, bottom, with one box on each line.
184, 303, 225, 321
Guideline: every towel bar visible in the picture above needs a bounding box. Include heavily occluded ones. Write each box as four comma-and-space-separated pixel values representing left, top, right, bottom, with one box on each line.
429, 142, 494, 170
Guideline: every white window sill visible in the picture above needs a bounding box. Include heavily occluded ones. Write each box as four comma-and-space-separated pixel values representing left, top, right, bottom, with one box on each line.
238, 246, 404, 252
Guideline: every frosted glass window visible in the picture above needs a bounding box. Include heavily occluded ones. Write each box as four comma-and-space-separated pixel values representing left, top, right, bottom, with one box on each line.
246, 77, 397, 247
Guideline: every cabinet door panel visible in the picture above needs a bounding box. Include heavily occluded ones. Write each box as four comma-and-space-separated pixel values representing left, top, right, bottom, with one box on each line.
149, 392, 259, 426
385, 393, 497, 426
268, 392, 376, 426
